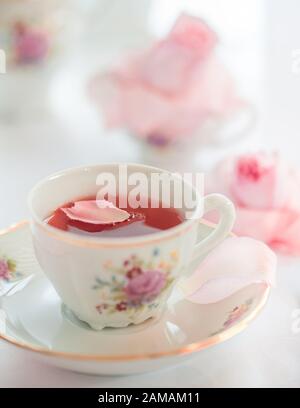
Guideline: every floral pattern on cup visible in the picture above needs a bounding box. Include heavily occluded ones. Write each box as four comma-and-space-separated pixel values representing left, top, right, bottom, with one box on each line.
94, 249, 178, 314
0, 257, 21, 282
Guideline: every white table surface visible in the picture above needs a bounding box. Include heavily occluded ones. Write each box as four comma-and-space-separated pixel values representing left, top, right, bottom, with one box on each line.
1, 0, 300, 387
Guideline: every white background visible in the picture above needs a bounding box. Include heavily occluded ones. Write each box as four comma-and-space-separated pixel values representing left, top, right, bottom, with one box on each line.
1, 0, 300, 387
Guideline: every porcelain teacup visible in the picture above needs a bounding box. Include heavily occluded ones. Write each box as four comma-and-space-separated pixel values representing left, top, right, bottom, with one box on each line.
28, 163, 235, 330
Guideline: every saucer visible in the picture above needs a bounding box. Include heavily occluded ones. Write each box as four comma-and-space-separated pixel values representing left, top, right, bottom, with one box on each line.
0, 221, 270, 375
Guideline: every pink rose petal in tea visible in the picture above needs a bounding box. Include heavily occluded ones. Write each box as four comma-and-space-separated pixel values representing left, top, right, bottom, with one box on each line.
61, 200, 130, 225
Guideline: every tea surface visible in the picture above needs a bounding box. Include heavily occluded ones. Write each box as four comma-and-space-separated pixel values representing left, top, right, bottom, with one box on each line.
46, 196, 184, 237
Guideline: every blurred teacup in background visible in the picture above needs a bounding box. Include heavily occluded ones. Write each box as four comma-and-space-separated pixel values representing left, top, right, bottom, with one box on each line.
0, 0, 79, 123
90, 14, 255, 172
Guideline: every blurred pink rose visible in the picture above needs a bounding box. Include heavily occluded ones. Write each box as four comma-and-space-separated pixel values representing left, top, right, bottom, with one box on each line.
124, 270, 166, 302
230, 153, 289, 209
90, 13, 244, 145
207, 152, 300, 254
14, 23, 49, 63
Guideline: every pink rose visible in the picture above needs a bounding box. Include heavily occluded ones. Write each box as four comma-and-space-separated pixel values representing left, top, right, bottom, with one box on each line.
207, 152, 300, 254
0, 259, 9, 280
230, 153, 289, 209
90, 14, 243, 145
124, 270, 166, 302
14, 23, 49, 63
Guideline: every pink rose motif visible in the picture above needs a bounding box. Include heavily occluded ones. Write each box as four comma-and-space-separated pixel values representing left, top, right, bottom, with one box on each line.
14, 23, 49, 64
0, 259, 9, 280
124, 270, 166, 302
90, 13, 244, 145
207, 152, 300, 254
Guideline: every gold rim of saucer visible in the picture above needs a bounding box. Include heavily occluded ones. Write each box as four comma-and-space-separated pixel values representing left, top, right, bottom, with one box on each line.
0, 220, 270, 363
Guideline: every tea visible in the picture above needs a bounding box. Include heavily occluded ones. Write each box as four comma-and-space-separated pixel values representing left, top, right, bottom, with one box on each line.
46, 196, 184, 238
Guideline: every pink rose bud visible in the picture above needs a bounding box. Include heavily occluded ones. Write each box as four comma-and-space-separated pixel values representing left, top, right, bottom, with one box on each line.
230, 153, 289, 210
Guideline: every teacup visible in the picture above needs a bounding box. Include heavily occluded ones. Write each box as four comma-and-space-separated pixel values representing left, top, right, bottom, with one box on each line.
28, 164, 235, 330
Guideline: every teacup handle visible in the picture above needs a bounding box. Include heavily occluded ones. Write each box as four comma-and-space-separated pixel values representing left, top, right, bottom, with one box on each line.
192, 194, 236, 262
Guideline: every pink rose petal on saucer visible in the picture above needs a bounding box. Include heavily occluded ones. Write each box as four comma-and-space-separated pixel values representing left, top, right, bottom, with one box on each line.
180, 237, 276, 304
61, 200, 130, 225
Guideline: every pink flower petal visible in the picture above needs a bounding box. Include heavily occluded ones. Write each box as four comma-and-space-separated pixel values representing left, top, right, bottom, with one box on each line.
233, 207, 285, 243
61, 200, 130, 225
170, 13, 217, 57
180, 237, 276, 304
138, 14, 217, 94
139, 40, 201, 94
270, 212, 300, 255
89, 73, 125, 127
